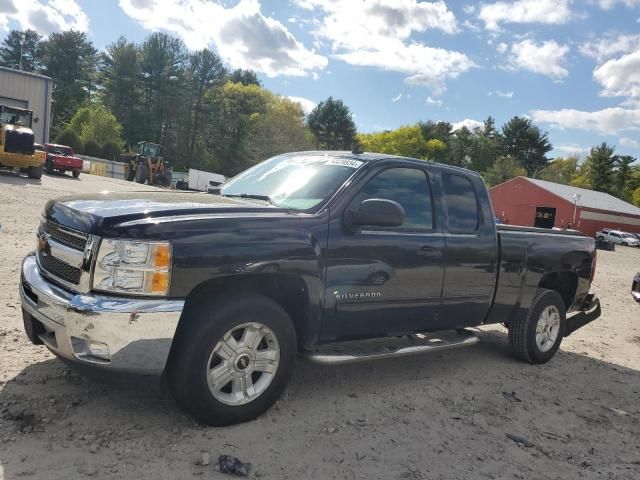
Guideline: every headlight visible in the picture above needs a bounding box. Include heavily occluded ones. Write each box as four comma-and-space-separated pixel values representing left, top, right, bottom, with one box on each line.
92, 239, 171, 296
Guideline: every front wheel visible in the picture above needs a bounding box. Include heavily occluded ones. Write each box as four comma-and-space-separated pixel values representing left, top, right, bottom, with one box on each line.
135, 164, 148, 184
508, 289, 566, 364
72, 170, 80, 178
166, 294, 296, 426
27, 165, 43, 179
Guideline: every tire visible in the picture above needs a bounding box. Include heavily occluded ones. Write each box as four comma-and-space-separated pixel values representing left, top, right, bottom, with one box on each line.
508, 289, 566, 364
72, 170, 80, 178
153, 172, 171, 187
44, 159, 53, 174
27, 165, 43, 179
135, 164, 148, 184
166, 293, 297, 426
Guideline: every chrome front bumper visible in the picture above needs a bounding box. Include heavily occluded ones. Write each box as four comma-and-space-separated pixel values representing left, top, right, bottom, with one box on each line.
20, 253, 184, 374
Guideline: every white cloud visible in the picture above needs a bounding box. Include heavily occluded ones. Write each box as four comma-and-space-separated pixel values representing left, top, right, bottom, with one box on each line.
489, 90, 514, 98
620, 137, 640, 148
531, 107, 640, 135
452, 119, 483, 131
580, 33, 640, 62
426, 96, 443, 106
293, 0, 474, 93
118, 0, 327, 78
479, 0, 573, 31
504, 39, 570, 80
391, 93, 403, 102
0, 0, 88, 34
286, 96, 316, 114
597, 0, 640, 9
554, 145, 591, 155
593, 51, 640, 99
496, 42, 508, 54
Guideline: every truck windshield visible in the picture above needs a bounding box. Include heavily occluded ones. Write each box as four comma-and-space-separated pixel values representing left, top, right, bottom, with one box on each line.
0, 107, 32, 127
221, 154, 364, 210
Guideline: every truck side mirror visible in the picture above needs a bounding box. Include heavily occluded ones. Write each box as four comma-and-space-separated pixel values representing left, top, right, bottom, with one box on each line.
349, 198, 405, 228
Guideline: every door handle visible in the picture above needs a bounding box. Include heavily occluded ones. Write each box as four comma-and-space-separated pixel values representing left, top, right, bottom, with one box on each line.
418, 245, 441, 259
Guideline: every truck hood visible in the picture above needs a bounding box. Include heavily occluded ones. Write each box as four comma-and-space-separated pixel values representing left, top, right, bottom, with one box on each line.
45, 190, 282, 235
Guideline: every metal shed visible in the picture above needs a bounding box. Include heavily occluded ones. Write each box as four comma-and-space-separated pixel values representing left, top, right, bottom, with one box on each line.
489, 176, 640, 237
0, 66, 53, 144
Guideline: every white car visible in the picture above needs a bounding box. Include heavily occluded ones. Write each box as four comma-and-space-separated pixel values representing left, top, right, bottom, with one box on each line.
596, 229, 640, 247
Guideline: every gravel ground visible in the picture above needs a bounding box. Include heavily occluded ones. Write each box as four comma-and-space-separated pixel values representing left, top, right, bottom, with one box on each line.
1, 169, 639, 480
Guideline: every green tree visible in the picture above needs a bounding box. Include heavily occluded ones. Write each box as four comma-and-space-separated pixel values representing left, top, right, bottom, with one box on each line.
0, 29, 42, 71
203, 81, 269, 175
419, 120, 453, 144
53, 128, 83, 153
245, 95, 315, 165
41, 30, 97, 135
183, 48, 227, 168
67, 105, 123, 148
100, 37, 141, 146
539, 156, 579, 185
614, 155, 636, 199
483, 156, 527, 187
499, 116, 552, 177
307, 97, 357, 150
228, 69, 260, 86
632, 187, 640, 207
139, 33, 187, 151
586, 143, 616, 194
357, 125, 428, 158
425, 139, 447, 161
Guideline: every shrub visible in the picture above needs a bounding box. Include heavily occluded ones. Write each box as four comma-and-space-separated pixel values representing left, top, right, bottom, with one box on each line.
53, 129, 82, 153
100, 141, 122, 160
83, 139, 101, 157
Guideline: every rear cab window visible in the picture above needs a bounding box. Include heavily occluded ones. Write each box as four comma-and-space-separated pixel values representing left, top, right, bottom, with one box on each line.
442, 173, 480, 233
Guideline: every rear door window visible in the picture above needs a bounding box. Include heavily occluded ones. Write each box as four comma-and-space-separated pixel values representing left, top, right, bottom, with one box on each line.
443, 173, 479, 233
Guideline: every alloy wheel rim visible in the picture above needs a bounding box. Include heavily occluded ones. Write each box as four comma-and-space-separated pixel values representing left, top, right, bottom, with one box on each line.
535, 305, 560, 353
206, 322, 280, 406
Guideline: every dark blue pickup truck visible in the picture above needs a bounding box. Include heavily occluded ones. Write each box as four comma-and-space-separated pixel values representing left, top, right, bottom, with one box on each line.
21, 151, 601, 425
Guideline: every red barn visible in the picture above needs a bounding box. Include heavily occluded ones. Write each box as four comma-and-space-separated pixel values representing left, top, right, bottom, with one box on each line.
489, 177, 640, 237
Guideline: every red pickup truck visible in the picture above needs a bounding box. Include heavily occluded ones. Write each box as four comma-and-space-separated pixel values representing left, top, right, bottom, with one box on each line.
44, 143, 83, 178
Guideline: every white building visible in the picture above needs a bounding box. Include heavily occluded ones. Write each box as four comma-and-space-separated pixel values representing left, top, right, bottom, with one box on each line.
0, 66, 54, 144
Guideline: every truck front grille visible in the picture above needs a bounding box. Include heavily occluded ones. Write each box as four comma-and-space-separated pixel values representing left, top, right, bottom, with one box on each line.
37, 220, 93, 290
38, 253, 82, 285
44, 221, 87, 250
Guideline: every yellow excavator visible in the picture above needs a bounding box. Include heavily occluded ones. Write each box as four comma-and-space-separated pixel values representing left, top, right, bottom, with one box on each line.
121, 141, 172, 187
0, 105, 45, 179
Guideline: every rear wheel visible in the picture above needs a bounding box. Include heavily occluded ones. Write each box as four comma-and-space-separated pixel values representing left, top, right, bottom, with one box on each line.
44, 159, 53, 174
166, 294, 296, 426
135, 164, 148, 184
27, 165, 43, 179
508, 289, 566, 364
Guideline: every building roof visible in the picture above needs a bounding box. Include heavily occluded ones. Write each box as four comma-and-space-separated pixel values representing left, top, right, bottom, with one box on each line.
524, 177, 640, 217
0, 65, 52, 81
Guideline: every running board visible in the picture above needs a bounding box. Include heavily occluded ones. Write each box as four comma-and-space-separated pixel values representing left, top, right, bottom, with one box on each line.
304, 329, 479, 365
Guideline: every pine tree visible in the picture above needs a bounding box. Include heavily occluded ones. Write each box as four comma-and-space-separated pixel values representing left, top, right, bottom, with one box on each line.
587, 143, 616, 194
0, 30, 42, 71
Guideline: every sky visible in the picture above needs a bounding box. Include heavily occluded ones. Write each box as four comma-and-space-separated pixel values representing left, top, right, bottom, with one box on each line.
1, 0, 639, 160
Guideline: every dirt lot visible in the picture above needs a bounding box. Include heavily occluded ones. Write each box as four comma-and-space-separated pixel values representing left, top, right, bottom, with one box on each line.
1, 170, 639, 480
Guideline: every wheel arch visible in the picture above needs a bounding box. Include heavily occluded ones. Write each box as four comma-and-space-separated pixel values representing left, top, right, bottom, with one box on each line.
537, 271, 578, 310
171, 273, 312, 353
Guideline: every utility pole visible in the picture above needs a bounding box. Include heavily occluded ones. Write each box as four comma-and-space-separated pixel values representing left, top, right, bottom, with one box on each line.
19, 32, 26, 71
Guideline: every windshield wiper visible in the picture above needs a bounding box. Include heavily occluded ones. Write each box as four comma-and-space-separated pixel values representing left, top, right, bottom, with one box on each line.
224, 193, 275, 205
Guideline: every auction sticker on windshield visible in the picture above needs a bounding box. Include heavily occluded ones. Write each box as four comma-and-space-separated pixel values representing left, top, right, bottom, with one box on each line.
326, 158, 363, 168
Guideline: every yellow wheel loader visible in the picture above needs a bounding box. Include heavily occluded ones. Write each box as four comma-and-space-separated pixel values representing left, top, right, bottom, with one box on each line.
0, 105, 46, 179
